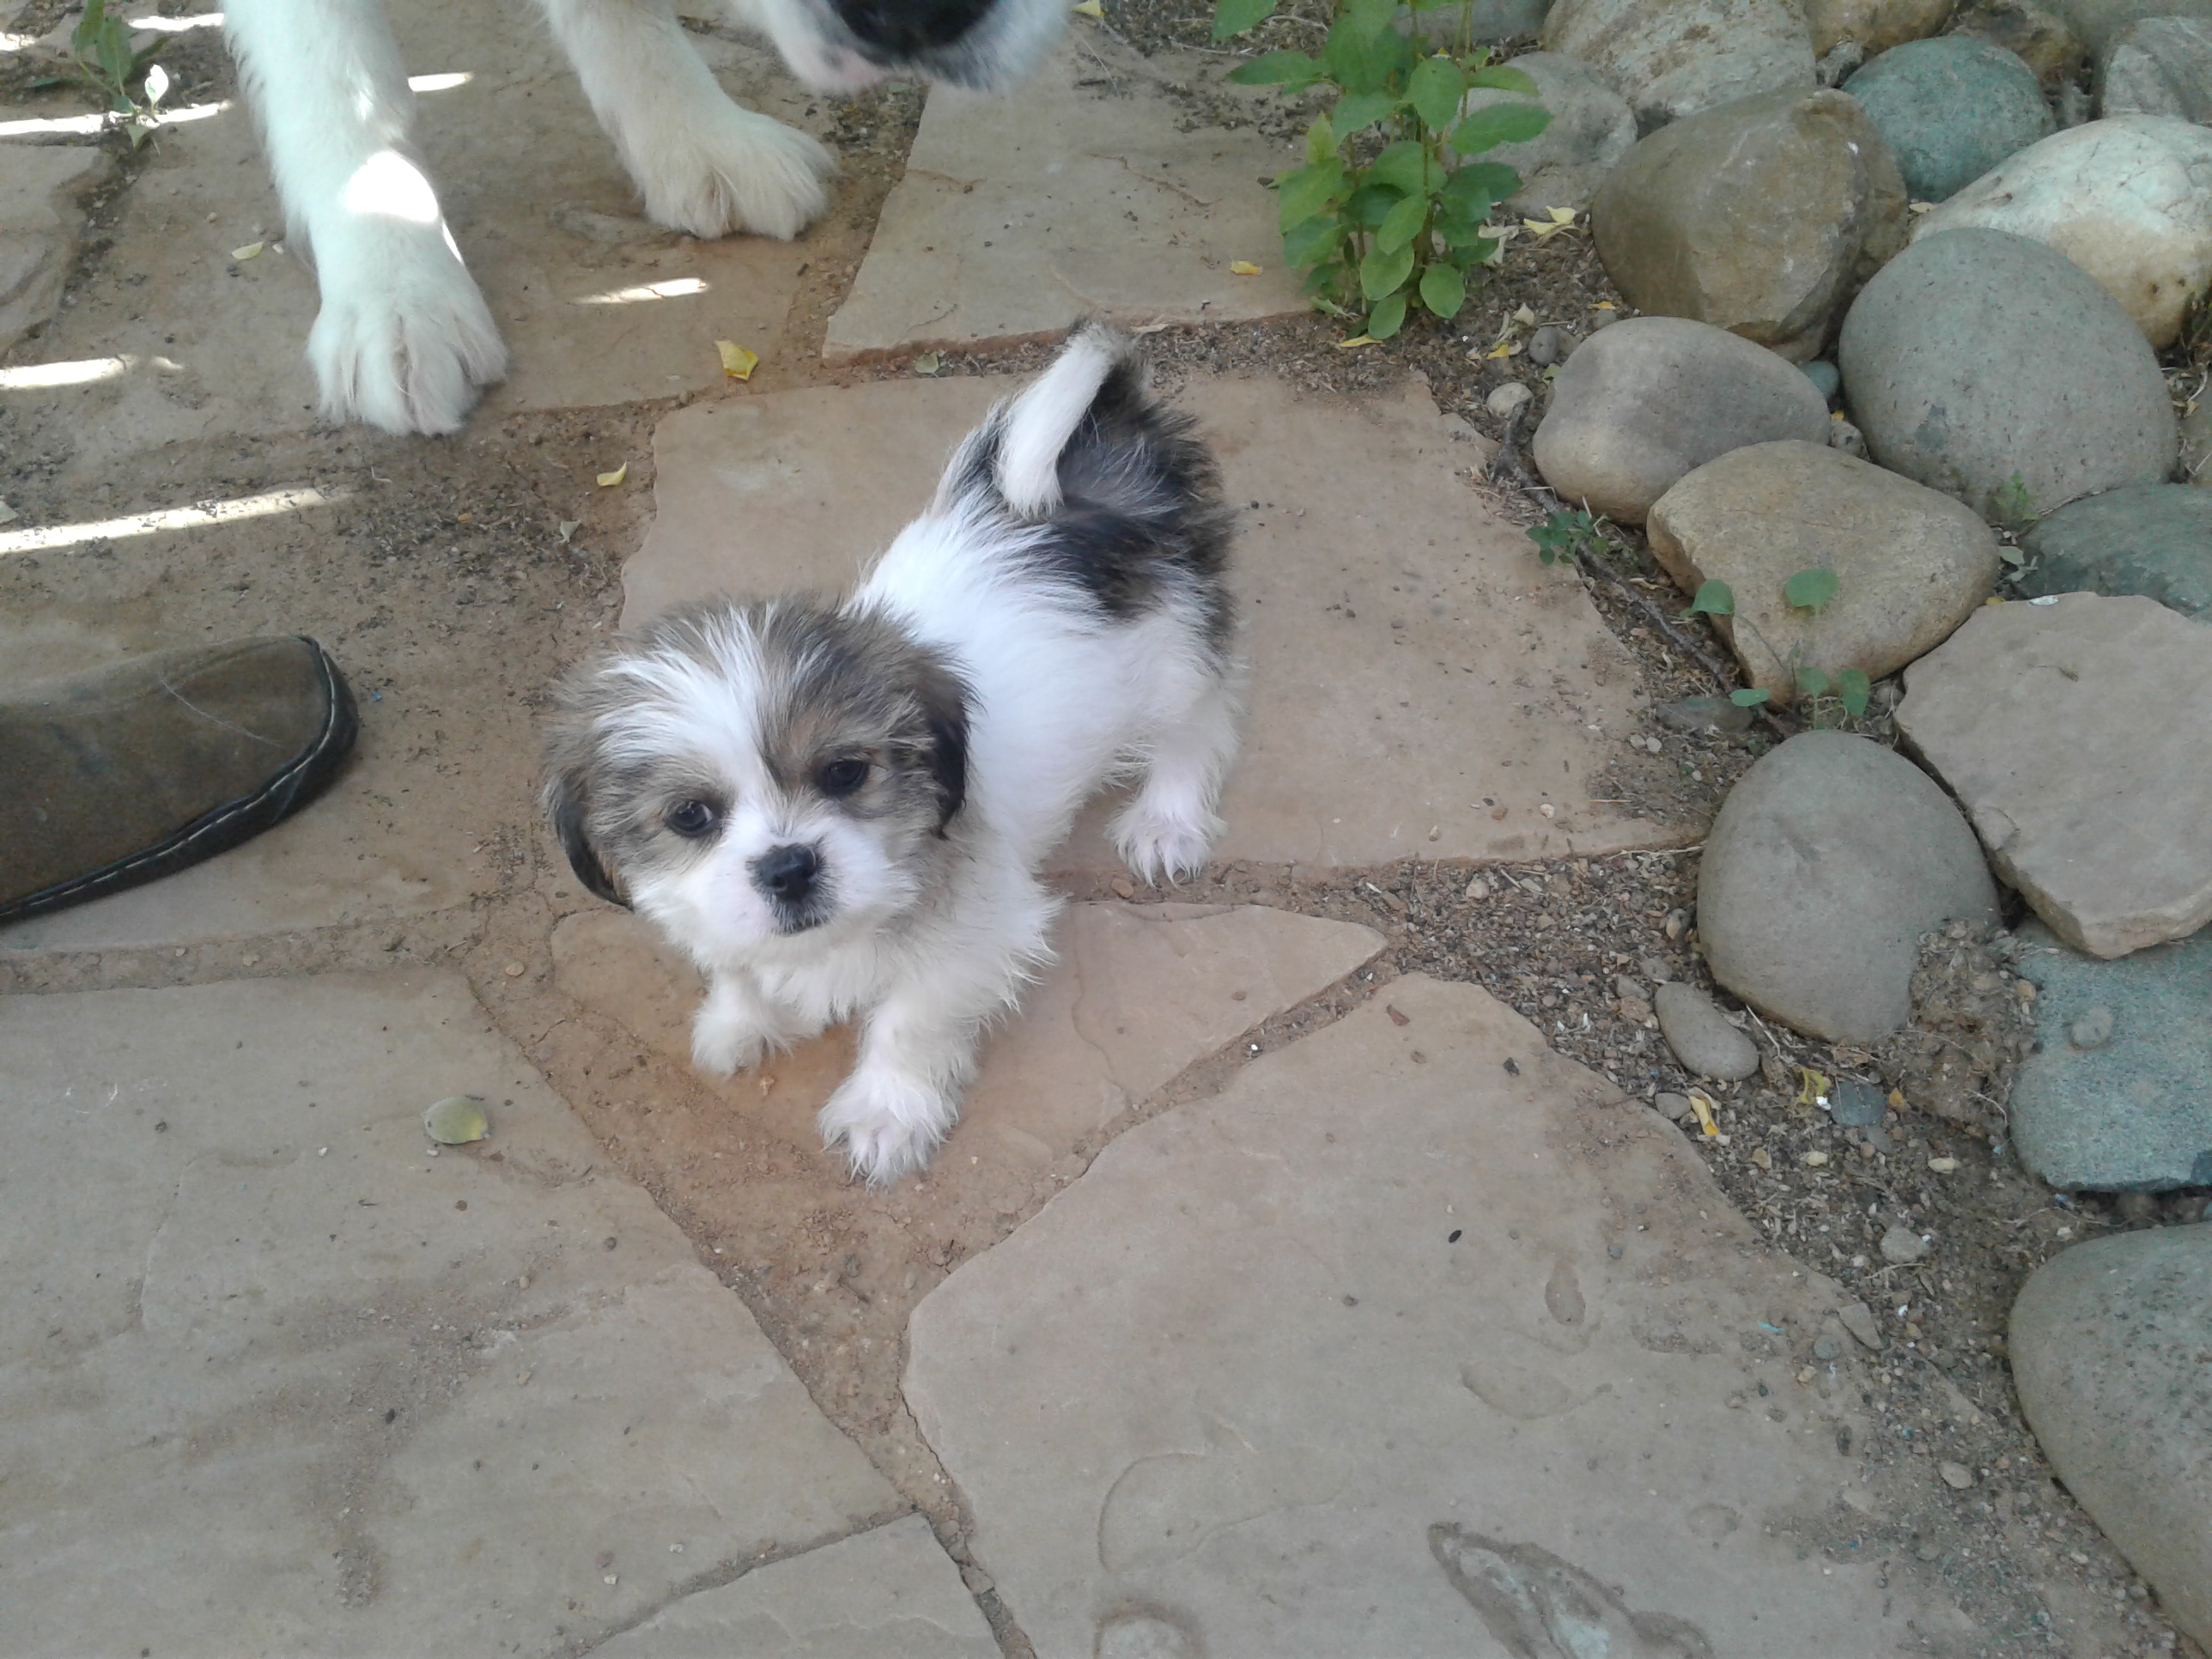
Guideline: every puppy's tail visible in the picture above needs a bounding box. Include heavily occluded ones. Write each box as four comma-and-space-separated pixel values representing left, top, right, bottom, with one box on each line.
992, 319, 1135, 518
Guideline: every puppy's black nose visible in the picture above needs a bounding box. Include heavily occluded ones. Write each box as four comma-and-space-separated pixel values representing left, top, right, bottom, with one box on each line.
750, 842, 820, 903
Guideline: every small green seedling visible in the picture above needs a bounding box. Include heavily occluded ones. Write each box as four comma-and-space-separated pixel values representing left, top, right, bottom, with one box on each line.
1680, 571, 1872, 721
1990, 472, 2039, 535
31, 0, 168, 146
1527, 507, 1605, 565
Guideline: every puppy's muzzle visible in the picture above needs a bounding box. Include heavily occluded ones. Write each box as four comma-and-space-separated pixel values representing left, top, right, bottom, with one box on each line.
751, 842, 826, 931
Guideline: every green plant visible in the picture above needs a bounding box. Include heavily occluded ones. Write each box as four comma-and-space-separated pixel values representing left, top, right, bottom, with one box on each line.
1527, 507, 1605, 565
1990, 471, 2039, 536
1678, 570, 1872, 721
1212, 0, 1550, 339
32, 0, 168, 146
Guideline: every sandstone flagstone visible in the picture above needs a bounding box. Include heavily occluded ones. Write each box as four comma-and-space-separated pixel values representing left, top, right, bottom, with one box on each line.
0, 143, 110, 356
904, 975, 1975, 1656
622, 371, 1672, 869
0, 970, 897, 1655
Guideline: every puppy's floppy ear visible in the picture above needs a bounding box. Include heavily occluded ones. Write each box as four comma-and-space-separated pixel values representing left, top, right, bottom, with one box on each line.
544, 765, 629, 908
911, 659, 969, 834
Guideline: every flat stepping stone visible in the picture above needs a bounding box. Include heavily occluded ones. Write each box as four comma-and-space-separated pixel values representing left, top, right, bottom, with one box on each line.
0, 144, 111, 354
625, 373, 1672, 868
0, 970, 899, 1651
903, 975, 1974, 1654
823, 36, 1304, 361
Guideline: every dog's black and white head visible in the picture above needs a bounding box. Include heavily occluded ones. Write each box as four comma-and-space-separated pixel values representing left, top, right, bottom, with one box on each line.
726, 0, 1067, 94
544, 600, 969, 961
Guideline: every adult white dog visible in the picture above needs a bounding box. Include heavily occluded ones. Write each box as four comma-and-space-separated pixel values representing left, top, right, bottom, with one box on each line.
222, 0, 1067, 434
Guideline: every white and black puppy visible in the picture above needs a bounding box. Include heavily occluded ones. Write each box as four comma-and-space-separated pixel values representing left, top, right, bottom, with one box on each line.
544, 325, 1240, 1184
222, 0, 1066, 436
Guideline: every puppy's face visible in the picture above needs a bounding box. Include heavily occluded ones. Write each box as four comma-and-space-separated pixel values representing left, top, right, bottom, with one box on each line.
726, 0, 1066, 94
544, 600, 968, 964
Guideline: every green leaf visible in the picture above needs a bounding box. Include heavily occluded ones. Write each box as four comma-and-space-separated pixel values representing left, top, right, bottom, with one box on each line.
1342, 182, 1403, 229
1212, 0, 1277, 42
1837, 669, 1871, 719
1729, 688, 1771, 708
1367, 290, 1409, 340
1304, 113, 1335, 163
1227, 49, 1321, 87
1330, 89, 1402, 135
1448, 102, 1553, 153
1345, 0, 1399, 39
1796, 666, 1832, 699
1359, 238, 1415, 301
1275, 159, 1345, 232
1459, 234, 1499, 264
1408, 54, 1468, 131
1784, 567, 1839, 613
1282, 213, 1342, 269
1366, 140, 1432, 197
1442, 161, 1520, 212
1688, 579, 1735, 617
1419, 259, 1466, 319
1464, 64, 1540, 94
1323, 15, 1393, 94
1375, 192, 1430, 254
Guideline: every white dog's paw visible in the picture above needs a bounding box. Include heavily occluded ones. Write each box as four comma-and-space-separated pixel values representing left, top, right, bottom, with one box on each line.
691, 1003, 769, 1078
819, 1068, 956, 1188
306, 219, 507, 436
1111, 802, 1223, 886
628, 103, 834, 241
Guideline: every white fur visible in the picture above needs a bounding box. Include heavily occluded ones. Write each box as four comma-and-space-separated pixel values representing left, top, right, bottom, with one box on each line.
990, 325, 1119, 518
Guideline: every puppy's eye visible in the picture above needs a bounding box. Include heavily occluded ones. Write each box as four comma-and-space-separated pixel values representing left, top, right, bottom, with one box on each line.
664, 799, 720, 839
817, 757, 869, 798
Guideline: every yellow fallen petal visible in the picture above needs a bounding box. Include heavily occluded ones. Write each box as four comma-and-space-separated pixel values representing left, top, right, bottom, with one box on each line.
1522, 216, 1572, 240
1485, 341, 1512, 359
1511, 304, 1536, 325
1928, 1156, 1959, 1173
1686, 1088, 1719, 1139
1073, 0, 1103, 15
1889, 1089, 1907, 1109
1796, 1066, 1829, 1108
715, 339, 759, 380
1591, 300, 1615, 310
1334, 334, 1379, 350
1230, 259, 1261, 276
913, 349, 943, 376
597, 462, 628, 489
230, 241, 264, 261
1547, 206, 1576, 225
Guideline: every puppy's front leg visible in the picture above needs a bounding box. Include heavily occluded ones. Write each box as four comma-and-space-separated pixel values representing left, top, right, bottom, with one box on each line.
819, 988, 988, 1188
224, 0, 507, 434
691, 969, 810, 1076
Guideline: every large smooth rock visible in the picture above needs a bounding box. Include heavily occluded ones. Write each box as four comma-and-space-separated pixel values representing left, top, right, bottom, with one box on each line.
1451, 51, 1636, 213
1532, 316, 1832, 523
1698, 732, 1999, 1042
2100, 14, 2212, 118
2044, 0, 2212, 53
2018, 483, 2212, 618
1837, 228, 2178, 520
1895, 594, 2212, 956
1911, 117, 2212, 347
1593, 88, 1908, 362
1948, 0, 2088, 83
2011, 1225, 2212, 1644
0, 144, 110, 356
0, 972, 900, 1653
1406, 0, 1554, 42
1646, 441, 2002, 704
1842, 34, 2055, 199
1808, 0, 1960, 53
2009, 920, 2212, 1189
1541, 0, 1818, 131
905, 975, 1973, 1656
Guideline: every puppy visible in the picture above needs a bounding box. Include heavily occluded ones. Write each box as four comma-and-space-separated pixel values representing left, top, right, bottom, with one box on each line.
222, 0, 1067, 436
543, 325, 1240, 1184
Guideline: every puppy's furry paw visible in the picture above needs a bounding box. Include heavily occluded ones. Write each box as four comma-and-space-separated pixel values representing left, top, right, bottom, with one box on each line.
1111, 802, 1223, 885
819, 1069, 955, 1187
628, 103, 834, 241
691, 1001, 770, 1077
307, 216, 507, 436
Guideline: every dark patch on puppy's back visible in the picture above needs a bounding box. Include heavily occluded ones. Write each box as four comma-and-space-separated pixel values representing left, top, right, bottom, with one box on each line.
836, 0, 993, 58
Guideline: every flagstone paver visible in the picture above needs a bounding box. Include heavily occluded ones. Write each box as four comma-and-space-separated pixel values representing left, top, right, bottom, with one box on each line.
623, 372, 1674, 870
823, 34, 1304, 362
0, 970, 901, 1654
905, 974, 1976, 1656
0, 143, 110, 354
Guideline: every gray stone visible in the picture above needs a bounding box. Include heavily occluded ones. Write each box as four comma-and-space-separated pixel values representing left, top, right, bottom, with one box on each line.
1528, 324, 1564, 366
1831, 1078, 1890, 1126
0, 972, 897, 1653
1653, 981, 1761, 1079
0, 145, 111, 356
1911, 117, 2212, 347
1814, 1332, 1845, 1359
2011, 1224, 2212, 1644
1698, 732, 1999, 1042
2100, 14, 2212, 118
1541, 0, 1819, 132
904, 976, 1971, 1656
2019, 485, 2212, 621
1404, 0, 1554, 44
1838, 1298, 1885, 1347
1803, 359, 1843, 401
2185, 399, 2212, 487
1451, 52, 1637, 214
1949, 0, 2089, 83
1881, 1223, 1932, 1262
1532, 316, 1832, 523
1808, 0, 1960, 54
1837, 228, 2178, 520
1646, 441, 2002, 704
1653, 692, 1756, 732
592, 1516, 999, 1659
2008, 921, 2212, 1189
1895, 594, 2212, 956
1593, 88, 1908, 362
1656, 1089, 1697, 1121
1842, 35, 2056, 200
2044, 0, 2212, 54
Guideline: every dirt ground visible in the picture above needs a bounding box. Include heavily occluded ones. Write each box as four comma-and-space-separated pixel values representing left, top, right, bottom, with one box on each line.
4, 5, 2208, 1654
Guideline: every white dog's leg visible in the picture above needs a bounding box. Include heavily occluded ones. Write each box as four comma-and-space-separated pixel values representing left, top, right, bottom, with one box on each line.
1113, 675, 1239, 883
535, 0, 835, 240
224, 0, 507, 434
691, 968, 811, 1075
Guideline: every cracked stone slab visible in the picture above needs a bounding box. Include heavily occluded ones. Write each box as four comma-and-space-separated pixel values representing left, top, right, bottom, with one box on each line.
0, 970, 896, 1655
903, 975, 1975, 1656
822, 33, 1304, 361
594, 1514, 998, 1658
0, 143, 111, 356
550, 901, 1384, 1168
622, 372, 1672, 870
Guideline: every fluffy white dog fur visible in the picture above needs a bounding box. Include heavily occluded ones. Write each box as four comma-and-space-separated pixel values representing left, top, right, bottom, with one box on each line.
543, 325, 1240, 1184
222, 0, 1067, 435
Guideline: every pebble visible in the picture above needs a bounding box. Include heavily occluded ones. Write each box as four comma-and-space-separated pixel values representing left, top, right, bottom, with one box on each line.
1486, 381, 1534, 419
1801, 360, 1841, 402
1838, 1299, 1883, 1349
1528, 325, 1562, 367
1653, 981, 1761, 1079
1612, 974, 1650, 1003
1829, 1078, 1888, 1127
1655, 1091, 1695, 1122
1814, 1334, 1844, 1360
1940, 1461, 1976, 1489
1881, 1224, 1930, 1264
1640, 955, 1673, 983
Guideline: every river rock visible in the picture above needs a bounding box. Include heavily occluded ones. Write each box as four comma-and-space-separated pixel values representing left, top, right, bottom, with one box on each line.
1541, 0, 1818, 131
2100, 14, 2212, 118
1698, 732, 1998, 1042
1948, 0, 2087, 82
1652, 982, 1761, 1079
2017, 484, 2212, 619
1592, 89, 1908, 362
2043, 0, 2212, 53
2184, 402, 2212, 487
2011, 1224, 2212, 1644
1532, 317, 1832, 522
2009, 921, 2212, 1189
1452, 52, 1637, 212
1837, 228, 2177, 520
1895, 593, 2212, 956
1911, 117, 2212, 348
1808, 0, 1960, 53
1842, 35, 2055, 199
1405, 0, 1554, 43
1647, 441, 2000, 703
